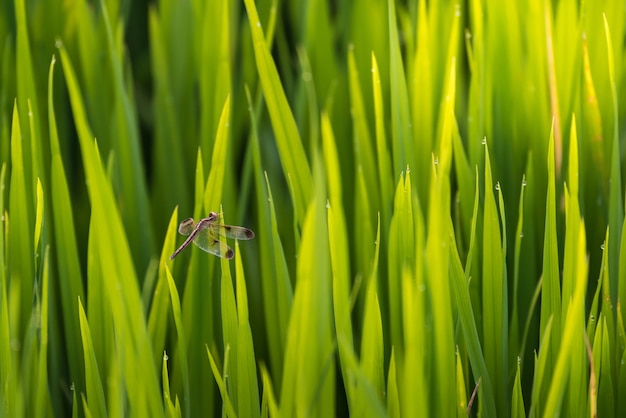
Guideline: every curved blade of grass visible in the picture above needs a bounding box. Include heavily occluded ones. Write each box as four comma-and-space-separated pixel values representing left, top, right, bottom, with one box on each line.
206, 345, 238, 418
338, 335, 387, 417
78, 298, 108, 418
322, 113, 354, 403
0, 162, 17, 417
234, 244, 261, 418
8, 103, 34, 339
449, 218, 497, 418
148, 208, 179, 369
163, 352, 181, 418
242, 0, 312, 225
528, 316, 554, 416
544, 221, 588, 417
539, 125, 561, 374
386, 348, 400, 418
219, 236, 240, 412
360, 275, 385, 402
511, 360, 526, 418
47, 54, 86, 394
34, 246, 51, 417
371, 52, 393, 228
603, 14, 623, 303
98, 0, 154, 269
456, 350, 468, 417
60, 43, 163, 416
203, 95, 231, 214
481, 142, 507, 415
387, 0, 414, 175
165, 265, 190, 417
279, 157, 334, 417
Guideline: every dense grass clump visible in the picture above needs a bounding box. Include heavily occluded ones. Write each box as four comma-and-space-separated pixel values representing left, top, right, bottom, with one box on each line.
1, 0, 626, 416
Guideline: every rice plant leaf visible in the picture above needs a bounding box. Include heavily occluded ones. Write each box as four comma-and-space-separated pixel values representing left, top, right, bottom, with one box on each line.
595, 317, 616, 417
148, 208, 178, 369
78, 298, 108, 418
203, 95, 231, 215
219, 238, 240, 412
338, 336, 387, 417
529, 317, 554, 417
234, 243, 261, 418
165, 265, 190, 417
0, 164, 16, 417
242, 0, 312, 225
34, 247, 51, 418
603, 14, 623, 303
387, 0, 415, 175
245, 85, 292, 385
279, 157, 334, 417
386, 349, 400, 418
360, 277, 385, 402
347, 47, 379, 211
98, 0, 154, 269
456, 350, 467, 417
511, 360, 526, 418
322, 112, 353, 348
539, 125, 561, 373
481, 141, 507, 416
8, 103, 34, 338
449, 222, 497, 418
60, 43, 163, 416
371, 52, 393, 227
544, 223, 588, 416
206, 345, 238, 418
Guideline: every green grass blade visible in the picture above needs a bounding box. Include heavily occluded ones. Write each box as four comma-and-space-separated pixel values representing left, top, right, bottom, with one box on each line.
47, 54, 87, 397
242, 0, 312, 225
539, 125, 561, 375
279, 157, 334, 417
449, 220, 497, 418
8, 103, 34, 340
34, 246, 52, 418
511, 360, 526, 418
165, 265, 190, 417
544, 222, 588, 416
234, 246, 261, 418
386, 349, 400, 418
98, 0, 154, 270
603, 14, 623, 303
78, 298, 108, 418
206, 345, 238, 418
481, 142, 507, 415
387, 0, 414, 176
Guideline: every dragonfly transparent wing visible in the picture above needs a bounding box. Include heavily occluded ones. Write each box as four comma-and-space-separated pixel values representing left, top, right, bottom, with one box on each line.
191, 227, 235, 259
210, 213, 255, 240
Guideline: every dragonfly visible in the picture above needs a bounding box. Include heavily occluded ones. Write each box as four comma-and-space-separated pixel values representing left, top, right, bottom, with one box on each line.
169, 212, 255, 260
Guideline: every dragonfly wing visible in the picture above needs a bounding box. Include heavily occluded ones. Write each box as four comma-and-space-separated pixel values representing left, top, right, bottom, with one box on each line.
211, 224, 255, 240
192, 228, 235, 259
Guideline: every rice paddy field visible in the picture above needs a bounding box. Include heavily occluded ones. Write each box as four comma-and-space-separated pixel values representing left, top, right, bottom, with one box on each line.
1, 0, 626, 416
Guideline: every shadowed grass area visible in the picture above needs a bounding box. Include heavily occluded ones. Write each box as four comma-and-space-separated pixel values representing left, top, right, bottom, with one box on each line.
1, 0, 626, 417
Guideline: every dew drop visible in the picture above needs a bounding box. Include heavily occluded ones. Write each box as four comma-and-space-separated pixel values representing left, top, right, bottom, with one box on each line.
481, 137, 487, 145
256, 21, 261, 27
601, 242, 605, 250
434, 157, 439, 165
55, 39, 63, 48
495, 182, 500, 191
70, 383, 75, 391
163, 351, 169, 361
0, 216, 4, 222
522, 180, 527, 187
520, 232, 524, 238
326, 200, 330, 209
